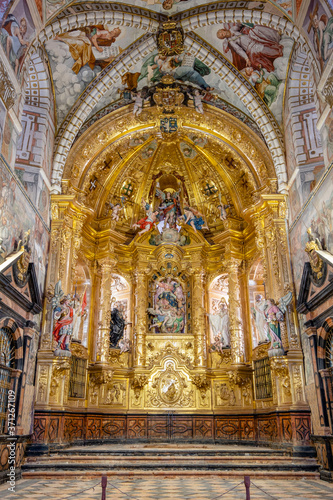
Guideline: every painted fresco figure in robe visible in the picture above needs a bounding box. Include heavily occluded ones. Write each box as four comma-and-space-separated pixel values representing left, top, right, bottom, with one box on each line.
0, 15, 29, 75
307, 5, 333, 69
251, 294, 269, 344
206, 298, 231, 347
217, 23, 283, 73
54, 25, 121, 74
138, 50, 212, 90
109, 305, 126, 348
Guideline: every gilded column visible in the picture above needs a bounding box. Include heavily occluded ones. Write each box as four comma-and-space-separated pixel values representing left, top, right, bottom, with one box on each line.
96, 257, 116, 364
70, 212, 87, 288
133, 270, 148, 367
262, 196, 302, 351
228, 258, 244, 364
192, 269, 206, 367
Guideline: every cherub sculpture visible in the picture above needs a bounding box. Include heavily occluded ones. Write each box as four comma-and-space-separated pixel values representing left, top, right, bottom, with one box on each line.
217, 192, 231, 221
109, 196, 127, 222
181, 206, 208, 232
132, 197, 159, 235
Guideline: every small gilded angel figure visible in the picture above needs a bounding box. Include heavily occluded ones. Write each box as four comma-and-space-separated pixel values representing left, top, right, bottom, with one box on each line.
217, 192, 231, 221
182, 206, 208, 232
193, 89, 204, 114
132, 197, 159, 235
133, 90, 146, 116
109, 196, 126, 222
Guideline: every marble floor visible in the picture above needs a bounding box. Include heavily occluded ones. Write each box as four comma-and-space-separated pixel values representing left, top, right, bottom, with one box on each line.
1, 477, 333, 499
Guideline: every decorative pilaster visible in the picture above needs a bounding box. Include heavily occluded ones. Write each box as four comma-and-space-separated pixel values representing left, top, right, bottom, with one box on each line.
270, 356, 292, 407
228, 258, 244, 364
133, 270, 148, 367
259, 196, 302, 352
192, 269, 206, 367
96, 256, 116, 364
71, 212, 87, 286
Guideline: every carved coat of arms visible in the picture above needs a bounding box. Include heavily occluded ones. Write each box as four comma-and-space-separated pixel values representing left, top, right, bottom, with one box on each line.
157, 22, 184, 57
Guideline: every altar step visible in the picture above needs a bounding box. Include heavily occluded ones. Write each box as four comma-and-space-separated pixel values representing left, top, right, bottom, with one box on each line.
22, 443, 320, 479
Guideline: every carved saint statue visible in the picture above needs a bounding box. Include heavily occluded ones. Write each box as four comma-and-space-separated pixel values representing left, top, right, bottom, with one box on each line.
72, 289, 87, 341
109, 304, 126, 347
51, 281, 87, 354
251, 294, 269, 344
53, 295, 74, 351
264, 292, 292, 350
156, 186, 181, 229
206, 298, 230, 347
181, 206, 208, 232
264, 298, 284, 348
132, 198, 159, 235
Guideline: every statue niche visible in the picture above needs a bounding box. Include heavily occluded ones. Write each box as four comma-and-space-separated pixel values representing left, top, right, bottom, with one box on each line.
148, 276, 186, 334
109, 303, 126, 348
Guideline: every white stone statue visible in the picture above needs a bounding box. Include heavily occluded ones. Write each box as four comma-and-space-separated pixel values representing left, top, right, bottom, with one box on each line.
206, 298, 230, 347
252, 294, 269, 344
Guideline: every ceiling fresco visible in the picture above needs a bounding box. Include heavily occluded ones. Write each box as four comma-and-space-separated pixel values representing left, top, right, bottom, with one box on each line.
45, 24, 146, 125
195, 22, 294, 124
2, 0, 333, 191
44, 0, 294, 21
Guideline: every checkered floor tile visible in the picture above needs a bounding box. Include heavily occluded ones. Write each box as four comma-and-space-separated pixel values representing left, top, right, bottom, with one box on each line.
0, 478, 333, 499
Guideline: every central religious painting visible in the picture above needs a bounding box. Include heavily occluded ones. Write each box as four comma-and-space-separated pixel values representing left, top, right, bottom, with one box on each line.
148, 276, 186, 334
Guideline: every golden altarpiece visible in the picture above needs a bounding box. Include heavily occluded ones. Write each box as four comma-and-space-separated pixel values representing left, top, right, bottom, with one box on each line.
32, 101, 311, 447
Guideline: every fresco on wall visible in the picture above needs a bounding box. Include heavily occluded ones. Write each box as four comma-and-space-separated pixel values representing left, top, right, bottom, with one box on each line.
273, 0, 293, 17
285, 119, 297, 180
195, 22, 293, 123
321, 109, 333, 167
34, 0, 43, 21
303, 0, 333, 71
289, 179, 302, 222
0, 162, 49, 295
0, 0, 11, 23
83, 45, 253, 128
45, 25, 145, 125
0, 99, 6, 154
290, 166, 333, 294
45, 0, 294, 19
0, 0, 35, 77
1, 116, 17, 168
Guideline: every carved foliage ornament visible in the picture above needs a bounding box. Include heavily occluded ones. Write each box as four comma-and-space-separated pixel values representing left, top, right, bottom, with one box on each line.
304, 228, 326, 286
